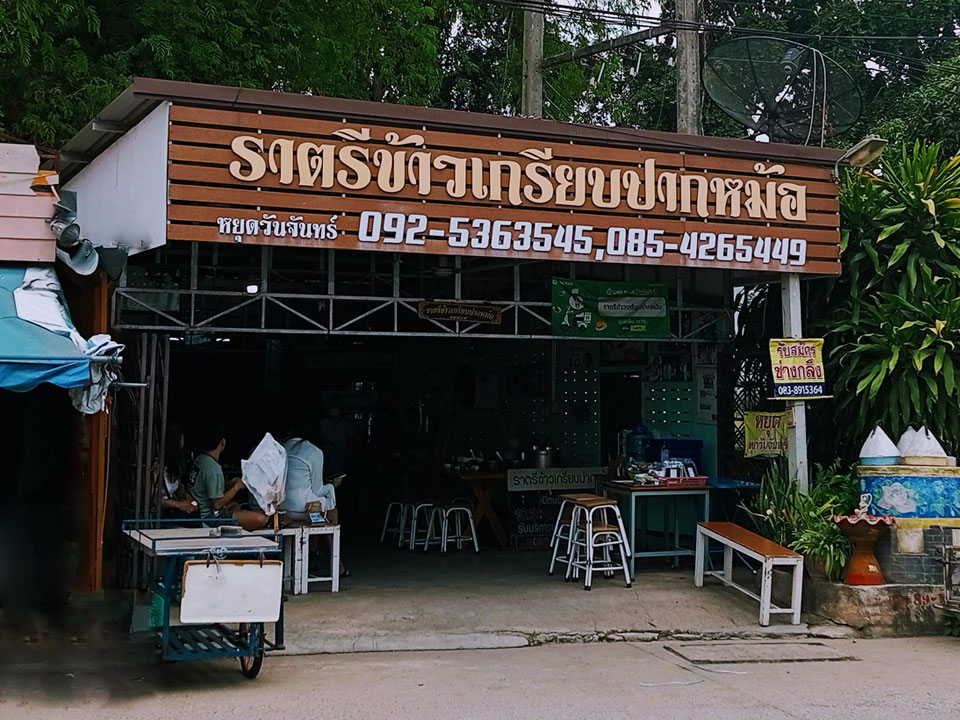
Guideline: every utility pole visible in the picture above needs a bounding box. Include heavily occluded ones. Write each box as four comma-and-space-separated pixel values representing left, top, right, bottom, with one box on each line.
522, 5, 544, 118
781, 274, 810, 494
676, 0, 701, 134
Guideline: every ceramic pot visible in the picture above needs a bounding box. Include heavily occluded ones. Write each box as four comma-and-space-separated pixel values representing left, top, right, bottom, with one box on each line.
804, 555, 830, 581
835, 517, 892, 585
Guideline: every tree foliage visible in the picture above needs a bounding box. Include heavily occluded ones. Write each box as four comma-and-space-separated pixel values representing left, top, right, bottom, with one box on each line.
824, 143, 960, 452
878, 51, 960, 156
4, 0, 960, 148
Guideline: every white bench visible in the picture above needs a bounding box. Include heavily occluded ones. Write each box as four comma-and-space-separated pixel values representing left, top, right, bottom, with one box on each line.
694, 521, 803, 626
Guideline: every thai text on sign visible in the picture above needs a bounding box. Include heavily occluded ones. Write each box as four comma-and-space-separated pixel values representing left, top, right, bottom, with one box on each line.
744, 411, 789, 457
227, 133, 808, 223
769, 338, 828, 399
165, 104, 842, 274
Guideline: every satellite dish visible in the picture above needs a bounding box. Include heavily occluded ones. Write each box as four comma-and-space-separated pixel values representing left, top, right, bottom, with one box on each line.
702, 36, 862, 145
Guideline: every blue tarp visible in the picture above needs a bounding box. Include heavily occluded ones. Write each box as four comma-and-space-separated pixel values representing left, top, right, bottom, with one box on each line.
0, 266, 91, 392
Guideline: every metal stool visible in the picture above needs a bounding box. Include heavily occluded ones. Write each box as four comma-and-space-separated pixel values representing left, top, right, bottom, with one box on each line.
565, 499, 632, 591
548, 493, 596, 576
380, 501, 406, 545
401, 501, 435, 550
424, 503, 479, 556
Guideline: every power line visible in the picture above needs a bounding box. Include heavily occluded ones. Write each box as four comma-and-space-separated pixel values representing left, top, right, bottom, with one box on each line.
710, 0, 960, 27
490, 0, 960, 43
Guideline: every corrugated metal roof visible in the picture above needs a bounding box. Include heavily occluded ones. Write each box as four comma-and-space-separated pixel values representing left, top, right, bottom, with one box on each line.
60, 77, 846, 181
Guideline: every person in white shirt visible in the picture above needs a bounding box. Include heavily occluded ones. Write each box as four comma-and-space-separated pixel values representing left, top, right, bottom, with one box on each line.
278, 429, 348, 577
280, 436, 337, 520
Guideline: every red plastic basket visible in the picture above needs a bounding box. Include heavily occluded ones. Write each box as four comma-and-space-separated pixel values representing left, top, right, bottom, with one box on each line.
659, 475, 708, 487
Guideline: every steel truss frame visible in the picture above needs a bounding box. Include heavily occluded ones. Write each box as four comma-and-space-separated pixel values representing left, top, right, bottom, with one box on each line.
113, 244, 730, 343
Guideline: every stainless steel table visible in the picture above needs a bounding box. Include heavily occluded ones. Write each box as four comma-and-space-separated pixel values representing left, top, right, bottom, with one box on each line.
602, 482, 711, 578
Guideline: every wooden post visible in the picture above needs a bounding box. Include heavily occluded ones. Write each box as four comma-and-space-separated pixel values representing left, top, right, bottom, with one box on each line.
522, 5, 544, 118
676, 0, 701, 135
781, 273, 809, 494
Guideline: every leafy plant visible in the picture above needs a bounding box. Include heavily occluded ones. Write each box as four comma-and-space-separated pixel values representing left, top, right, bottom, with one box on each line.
741, 459, 852, 578
827, 273, 960, 453
838, 143, 960, 303
810, 461, 860, 517
791, 522, 851, 579
741, 460, 804, 547
945, 613, 960, 637
823, 142, 960, 456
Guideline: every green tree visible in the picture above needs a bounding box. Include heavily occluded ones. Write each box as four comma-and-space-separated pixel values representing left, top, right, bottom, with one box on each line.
878, 51, 960, 156
822, 143, 960, 453
4, 0, 960, 148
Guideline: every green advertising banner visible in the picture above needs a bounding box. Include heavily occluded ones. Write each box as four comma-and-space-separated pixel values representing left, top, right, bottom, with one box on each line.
551, 278, 670, 338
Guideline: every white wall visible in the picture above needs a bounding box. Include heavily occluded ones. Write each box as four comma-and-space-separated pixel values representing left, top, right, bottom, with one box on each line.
64, 102, 169, 255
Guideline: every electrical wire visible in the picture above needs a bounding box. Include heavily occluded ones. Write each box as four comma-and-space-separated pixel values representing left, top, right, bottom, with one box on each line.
710, 0, 960, 28
490, 0, 960, 141
490, 0, 960, 43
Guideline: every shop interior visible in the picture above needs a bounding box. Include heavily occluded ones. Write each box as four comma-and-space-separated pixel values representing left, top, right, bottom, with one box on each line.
109, 244, 733, 585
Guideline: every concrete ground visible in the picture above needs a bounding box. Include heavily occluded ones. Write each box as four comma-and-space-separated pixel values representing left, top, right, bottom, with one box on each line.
3, 637, 959, 718
279, 546, 841, 654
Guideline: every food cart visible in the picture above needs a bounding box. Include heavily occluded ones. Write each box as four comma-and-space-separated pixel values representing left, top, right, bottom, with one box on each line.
123, 519, 285, 678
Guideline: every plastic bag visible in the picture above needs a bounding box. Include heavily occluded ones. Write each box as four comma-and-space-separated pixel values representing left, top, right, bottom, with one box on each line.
240, 432, 287, 516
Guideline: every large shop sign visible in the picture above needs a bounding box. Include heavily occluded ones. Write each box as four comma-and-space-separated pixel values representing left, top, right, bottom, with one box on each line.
166, 104, 841, 274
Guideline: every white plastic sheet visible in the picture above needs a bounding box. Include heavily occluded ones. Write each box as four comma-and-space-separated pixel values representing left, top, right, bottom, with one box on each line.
241, 432, 287, 516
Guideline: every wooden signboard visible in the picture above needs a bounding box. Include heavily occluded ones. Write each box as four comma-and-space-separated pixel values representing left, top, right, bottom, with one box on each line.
166, 103, 841, 275
418, 300, 503, 324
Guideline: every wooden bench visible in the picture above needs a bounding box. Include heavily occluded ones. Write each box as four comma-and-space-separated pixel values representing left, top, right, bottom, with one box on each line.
694, 521, 803, 626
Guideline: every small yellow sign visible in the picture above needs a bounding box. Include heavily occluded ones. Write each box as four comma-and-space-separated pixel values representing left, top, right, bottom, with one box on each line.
744, 411, 789, 457
769, 338, 828, 399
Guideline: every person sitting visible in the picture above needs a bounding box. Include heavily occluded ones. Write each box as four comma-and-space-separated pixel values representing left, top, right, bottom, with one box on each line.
278, 427, 348, 577
157, 422, 198, 519
189, 422, 267, 531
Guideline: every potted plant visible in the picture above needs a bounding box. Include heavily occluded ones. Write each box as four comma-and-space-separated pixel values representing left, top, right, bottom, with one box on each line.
790, 517, 851, 581
742, 460, 856, 582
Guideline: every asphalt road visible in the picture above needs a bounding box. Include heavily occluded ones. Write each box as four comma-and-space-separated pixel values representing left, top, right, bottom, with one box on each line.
3, 637, 959, 719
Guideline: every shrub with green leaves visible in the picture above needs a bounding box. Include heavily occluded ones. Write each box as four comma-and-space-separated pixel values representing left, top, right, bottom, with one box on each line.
741, 460, 852, 579
828, 274, 960, 451
825, 142, 960, 454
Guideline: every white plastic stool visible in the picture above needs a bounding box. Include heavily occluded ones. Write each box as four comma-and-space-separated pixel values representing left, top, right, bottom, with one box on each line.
278, 526, 302, 594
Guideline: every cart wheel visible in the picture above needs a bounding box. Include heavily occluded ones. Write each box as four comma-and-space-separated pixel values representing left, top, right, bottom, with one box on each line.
237, 623, 264, 679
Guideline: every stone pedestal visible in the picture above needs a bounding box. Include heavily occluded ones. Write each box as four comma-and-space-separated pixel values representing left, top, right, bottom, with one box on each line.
802, 580, 945, 637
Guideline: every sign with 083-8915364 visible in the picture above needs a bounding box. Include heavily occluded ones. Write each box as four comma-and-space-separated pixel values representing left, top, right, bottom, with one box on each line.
769, 338, 828, 400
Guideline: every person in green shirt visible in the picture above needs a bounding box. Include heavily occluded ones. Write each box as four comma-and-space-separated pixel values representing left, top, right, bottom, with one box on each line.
189, 422, 266, 530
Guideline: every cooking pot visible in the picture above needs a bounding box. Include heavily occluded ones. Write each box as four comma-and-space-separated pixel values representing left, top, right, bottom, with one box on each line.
533, 446, 559, 469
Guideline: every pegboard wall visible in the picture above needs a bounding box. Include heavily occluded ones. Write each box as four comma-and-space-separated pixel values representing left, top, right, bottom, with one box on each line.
392, 340, 601, 466
642, 378, 718, 476
554, 343, 602, 466
643, 381, 697, 435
